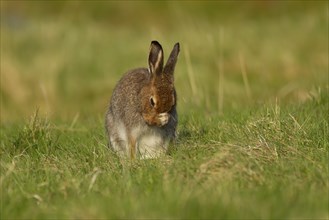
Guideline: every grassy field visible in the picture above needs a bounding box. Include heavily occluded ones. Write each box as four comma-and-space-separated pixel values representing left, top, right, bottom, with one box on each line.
1, 1, 328, 219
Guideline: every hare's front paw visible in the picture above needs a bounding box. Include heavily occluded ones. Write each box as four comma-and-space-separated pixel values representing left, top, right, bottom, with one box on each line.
158, 113, 169, 126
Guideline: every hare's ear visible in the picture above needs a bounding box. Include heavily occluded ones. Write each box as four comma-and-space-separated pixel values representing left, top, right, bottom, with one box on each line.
164, 42, 180, 75
148, 41, 164, 76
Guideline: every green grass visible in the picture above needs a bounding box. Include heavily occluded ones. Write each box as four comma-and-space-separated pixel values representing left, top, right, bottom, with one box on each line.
1, 93, 328, 219
1, 1, 328, 219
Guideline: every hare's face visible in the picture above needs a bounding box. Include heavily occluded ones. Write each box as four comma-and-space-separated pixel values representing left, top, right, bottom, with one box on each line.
141, 77, 175, 127
141, 41, 179, 127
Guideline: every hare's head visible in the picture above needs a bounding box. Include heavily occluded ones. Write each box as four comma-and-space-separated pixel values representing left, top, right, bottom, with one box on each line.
141, 41, 180, 127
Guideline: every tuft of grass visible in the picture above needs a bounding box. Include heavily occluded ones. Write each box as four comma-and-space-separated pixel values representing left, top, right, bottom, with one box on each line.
9, 110, 58, 156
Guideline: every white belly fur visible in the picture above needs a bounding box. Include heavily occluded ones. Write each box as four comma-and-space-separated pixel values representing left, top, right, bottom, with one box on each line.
137, 132, 169, 159
111, 124, 169, 159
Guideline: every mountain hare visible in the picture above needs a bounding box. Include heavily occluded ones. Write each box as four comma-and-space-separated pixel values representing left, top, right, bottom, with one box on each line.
105, 41, 180, 159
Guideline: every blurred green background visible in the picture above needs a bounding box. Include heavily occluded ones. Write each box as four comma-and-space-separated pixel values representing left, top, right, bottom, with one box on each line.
1, 1, 328, 123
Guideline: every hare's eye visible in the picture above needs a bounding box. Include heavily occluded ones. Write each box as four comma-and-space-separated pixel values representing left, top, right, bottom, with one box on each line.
150, 97, 155, 108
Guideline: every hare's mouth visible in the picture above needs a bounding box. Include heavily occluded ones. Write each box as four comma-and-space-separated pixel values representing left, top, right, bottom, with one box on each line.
157, 113, 169, 126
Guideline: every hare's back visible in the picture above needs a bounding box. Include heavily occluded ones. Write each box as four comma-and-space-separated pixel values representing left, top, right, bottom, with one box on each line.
110, 68, 150, 115
112, 67, 150, 93
116, 68, 150, 89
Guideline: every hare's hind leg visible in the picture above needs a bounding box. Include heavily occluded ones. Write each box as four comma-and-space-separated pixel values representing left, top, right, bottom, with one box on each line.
106, 117, 129, 157
109, 134, 128, 157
